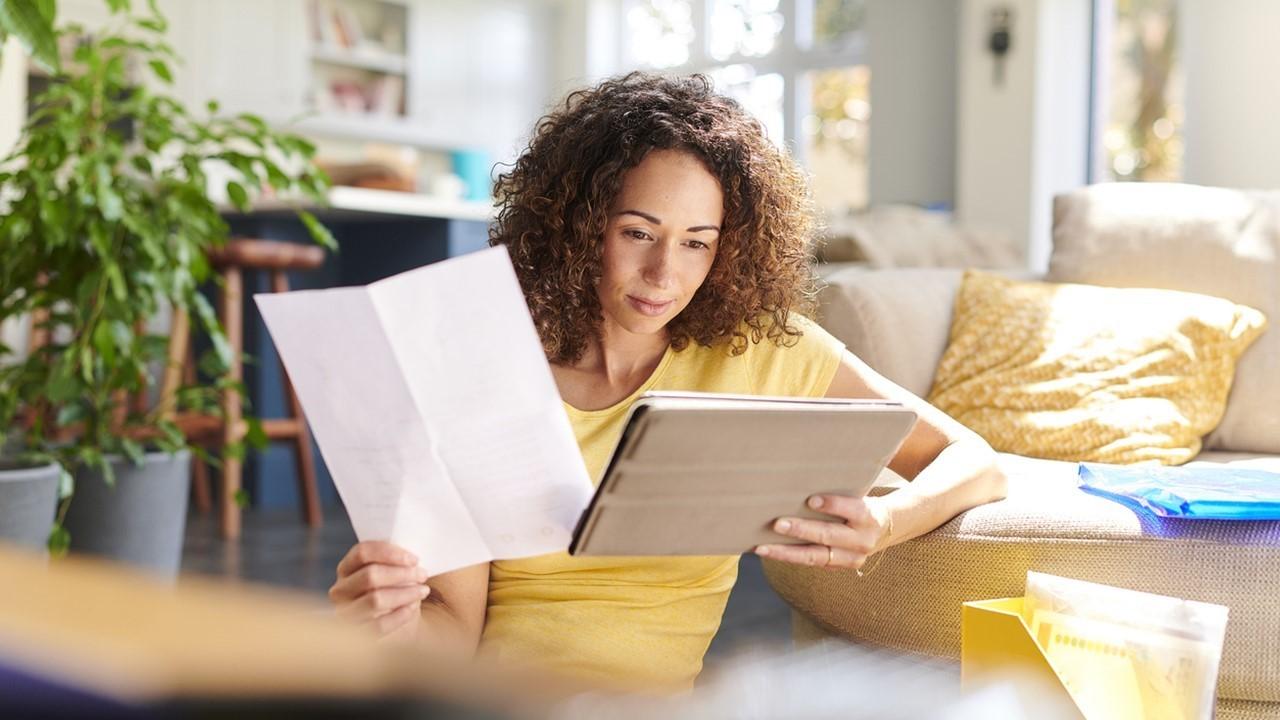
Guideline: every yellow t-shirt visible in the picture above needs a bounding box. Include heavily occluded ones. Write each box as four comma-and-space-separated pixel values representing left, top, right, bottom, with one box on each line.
480, 316, 845, 691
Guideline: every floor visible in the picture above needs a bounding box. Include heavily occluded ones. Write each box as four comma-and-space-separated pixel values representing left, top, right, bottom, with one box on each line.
179, 507, 795, 667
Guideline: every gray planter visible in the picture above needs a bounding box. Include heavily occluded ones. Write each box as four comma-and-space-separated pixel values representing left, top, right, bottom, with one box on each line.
64, 448, 191, 579
0, 460, 59, 552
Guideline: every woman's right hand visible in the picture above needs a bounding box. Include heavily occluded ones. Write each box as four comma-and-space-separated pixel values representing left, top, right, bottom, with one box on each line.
329, 541, 431, 641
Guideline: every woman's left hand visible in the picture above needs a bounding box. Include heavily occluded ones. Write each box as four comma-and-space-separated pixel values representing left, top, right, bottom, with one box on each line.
754, 494, 891, 571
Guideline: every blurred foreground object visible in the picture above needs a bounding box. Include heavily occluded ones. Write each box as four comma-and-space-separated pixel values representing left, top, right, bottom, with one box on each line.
556, 640, 1072, 720
0, 543, 580, 719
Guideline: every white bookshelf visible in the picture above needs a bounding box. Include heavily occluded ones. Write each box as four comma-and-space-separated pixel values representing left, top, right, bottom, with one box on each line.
306, 0, 410, 122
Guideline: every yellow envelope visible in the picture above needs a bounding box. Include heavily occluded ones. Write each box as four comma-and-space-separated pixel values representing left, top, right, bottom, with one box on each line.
963, 596, 1204, 720
962, 597, 1083, 718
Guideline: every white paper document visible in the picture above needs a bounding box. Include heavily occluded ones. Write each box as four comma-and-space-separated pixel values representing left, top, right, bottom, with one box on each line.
255, 246, 594, 575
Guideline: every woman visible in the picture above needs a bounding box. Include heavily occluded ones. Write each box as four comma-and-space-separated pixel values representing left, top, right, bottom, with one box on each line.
329, 73, 1006, 690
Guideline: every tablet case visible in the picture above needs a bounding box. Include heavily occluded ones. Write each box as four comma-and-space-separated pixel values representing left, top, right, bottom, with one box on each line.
569, 391, 918, 556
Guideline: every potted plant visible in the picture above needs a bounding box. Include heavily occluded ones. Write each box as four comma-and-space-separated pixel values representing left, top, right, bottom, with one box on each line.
0, 0, 334, 574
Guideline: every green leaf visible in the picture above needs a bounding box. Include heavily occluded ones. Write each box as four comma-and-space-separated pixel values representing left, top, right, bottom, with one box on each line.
147, 59, 172, 83
93, 321, 117, 365
263, 162, 291, 190
0, 0, 60, 73
100, 456, 117, 489
238, 113, 268, 134
297, 210, 336, 251
244, 416, 267, 449
48, 373, 80, 404
34, 0, 55, 23
110, 320, 133, 350
225, 181, 249, 211
121, 438, 145, 465
55, 402, 85, 428
47, 524, 71, 556
96, 174, 124, 222
138, 17, 166, 34
56, 466, 74, 499
291, 136, 317, 157
206, 99, 220, 114
104, 0, 131, 14
104, 262, 128, 303
78, 344, 94, 383
190, 293, 232, 369
234, 488, 250, 509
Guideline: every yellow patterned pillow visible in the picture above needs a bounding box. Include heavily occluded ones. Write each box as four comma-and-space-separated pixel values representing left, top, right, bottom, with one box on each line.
927, 271, 1267, 465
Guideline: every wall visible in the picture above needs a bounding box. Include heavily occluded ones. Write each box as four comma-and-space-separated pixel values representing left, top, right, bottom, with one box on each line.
414, 0, 558, 164
1180, 0, 1280, 189
955, 0, 1090, 270
866, 0, 959, 209
550, 0, 622, 100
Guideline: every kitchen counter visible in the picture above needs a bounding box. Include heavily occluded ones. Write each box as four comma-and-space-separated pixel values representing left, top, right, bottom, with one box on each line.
234, 186, 496, 223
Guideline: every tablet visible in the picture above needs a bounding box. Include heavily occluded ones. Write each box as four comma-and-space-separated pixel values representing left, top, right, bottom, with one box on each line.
568, 391, 918, 556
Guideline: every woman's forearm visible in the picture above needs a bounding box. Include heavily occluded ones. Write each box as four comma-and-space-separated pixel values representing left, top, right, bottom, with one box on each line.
873, 437, 1007, 551
413, 562, 489, 655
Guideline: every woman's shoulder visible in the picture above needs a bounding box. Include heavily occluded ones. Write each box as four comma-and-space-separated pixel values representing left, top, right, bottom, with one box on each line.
734, 312, 846, 397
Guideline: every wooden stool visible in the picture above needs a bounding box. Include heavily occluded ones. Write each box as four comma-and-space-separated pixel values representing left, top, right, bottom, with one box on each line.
163, 238, 327, 539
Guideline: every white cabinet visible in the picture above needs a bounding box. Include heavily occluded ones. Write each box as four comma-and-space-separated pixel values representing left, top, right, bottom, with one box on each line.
162, 0, 309, 120
45, 0, 556, 160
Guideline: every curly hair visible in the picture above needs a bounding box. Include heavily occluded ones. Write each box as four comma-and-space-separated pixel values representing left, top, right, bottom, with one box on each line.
490, 72, 820, 364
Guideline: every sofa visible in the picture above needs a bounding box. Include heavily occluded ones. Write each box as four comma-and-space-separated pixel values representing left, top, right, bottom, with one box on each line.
764, 183, 1280, 720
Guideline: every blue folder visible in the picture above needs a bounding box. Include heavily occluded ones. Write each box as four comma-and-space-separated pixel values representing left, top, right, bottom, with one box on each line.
1078, 462, 1280, 520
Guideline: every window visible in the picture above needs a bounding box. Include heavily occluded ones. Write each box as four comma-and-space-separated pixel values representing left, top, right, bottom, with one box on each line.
707, 64, 785, 146
803, 65, 870, 214
623, 0, 871, 215
1092, 0, 1182, 182
708, 0, 784, 61
625, 0, 696, 69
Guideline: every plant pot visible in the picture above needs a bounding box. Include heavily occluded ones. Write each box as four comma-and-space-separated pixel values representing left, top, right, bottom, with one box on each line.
0, 460, 59, 552
64, 449, 191, 579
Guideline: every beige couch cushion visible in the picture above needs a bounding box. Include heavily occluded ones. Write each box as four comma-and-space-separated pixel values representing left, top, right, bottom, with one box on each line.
817, 267, 966, 398
1048, 184, 1280, 454
763, 453, 1280, 706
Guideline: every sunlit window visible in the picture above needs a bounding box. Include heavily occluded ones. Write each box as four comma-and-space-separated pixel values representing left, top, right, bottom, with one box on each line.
708, 65, 785, 146
803, 66, 870, 214
812, 0, 866, 48
1099, 0, 1181, 181
620, 0, 870, 217
625, 0, 696, 69
708, 0, 784, 61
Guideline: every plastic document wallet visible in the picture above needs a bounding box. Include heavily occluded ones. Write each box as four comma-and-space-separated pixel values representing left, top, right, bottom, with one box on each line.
568, 391, 917, 556
1078, 462, 1280, 520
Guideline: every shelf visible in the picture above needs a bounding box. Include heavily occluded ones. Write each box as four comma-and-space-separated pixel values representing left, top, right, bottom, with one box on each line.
291, 114, 461, 151
326, 186, 494, 221
310, 46, 407, 74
